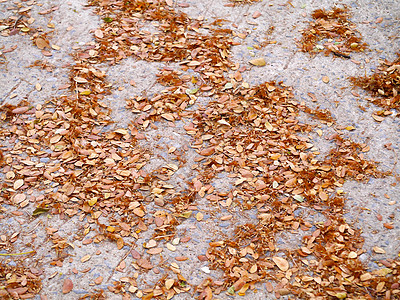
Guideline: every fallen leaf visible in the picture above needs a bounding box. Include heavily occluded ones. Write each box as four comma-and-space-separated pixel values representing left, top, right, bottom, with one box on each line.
81, 254, 91, 263
35, 37, 50, 49
94, 29, 104, 38
272, 256, 289, 271
165, 279, 174, 289
62, 279, 73, 294
145, 239, 157, 248
249, 58, 266, 66
360, 273, 372, 281
32, 207, 50, 216
319, 190, 328, 201
373, 246, 386, 254
335, 292, 347, 299
94, 276, 103, 285
199, 147, 215, 156
372, 114, 384, 122
74, 77, 88, 83
196, 212, 203, 221
14, 179, 24, 190
137, 258, 153, 269
348, 251, 357, 259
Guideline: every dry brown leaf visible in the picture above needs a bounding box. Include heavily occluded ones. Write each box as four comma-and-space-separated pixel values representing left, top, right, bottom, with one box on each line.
62, 278, 73, 294
35, 37, 50, 49
373, 246, 386, 254
272, 256, 289, 271
94, 276, 103, 285
14, 179, 24, 190
199, 147, 215, 156
165, 278, 174, 289
94, 29, 104, 38
137, 258, 153, 269
74, 77, 88, 83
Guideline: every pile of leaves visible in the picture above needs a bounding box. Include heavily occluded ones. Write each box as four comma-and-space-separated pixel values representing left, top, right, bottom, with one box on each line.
0, 262, 42, 299
350, 54, 400, 119
298, 6, 368, 58
0, 3, 58, 57
185, 81, 397, 299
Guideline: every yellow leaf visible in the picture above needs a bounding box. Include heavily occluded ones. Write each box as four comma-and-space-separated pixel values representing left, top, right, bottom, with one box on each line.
106, 226, 115, 232
196, 212, 203, 221
335, 292, 347, 299
179, 211, 192, 218
88, 198, 97, 206
376, 281, 385, 292
80, 90, 91, 95
265, 121, 273, 131
249, 58, 266, 66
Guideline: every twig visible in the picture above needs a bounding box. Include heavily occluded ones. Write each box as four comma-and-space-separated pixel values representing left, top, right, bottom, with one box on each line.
0, 250, 35, 256
332, 51, 351, 59
106, 244, 135, 283
1, 80, 21, 104
13, 16, 23, 28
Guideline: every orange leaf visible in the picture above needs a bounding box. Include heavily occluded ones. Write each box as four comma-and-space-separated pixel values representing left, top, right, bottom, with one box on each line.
62, 278, 73, 294
199, 147, 215, 156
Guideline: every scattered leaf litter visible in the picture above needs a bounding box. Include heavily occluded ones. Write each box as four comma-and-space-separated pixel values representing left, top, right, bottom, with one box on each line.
298, 6, 368, 58
0, 0, 399, 299
349, 54, 400, 117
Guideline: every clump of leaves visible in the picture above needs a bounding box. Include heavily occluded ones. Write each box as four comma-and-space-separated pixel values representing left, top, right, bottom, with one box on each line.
298, 6, 368, 58
349, 54, 400, 114
0, 262, 42, 299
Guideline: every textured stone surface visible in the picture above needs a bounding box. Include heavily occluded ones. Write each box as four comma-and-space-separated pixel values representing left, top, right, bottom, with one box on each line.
1, 0, 399, 299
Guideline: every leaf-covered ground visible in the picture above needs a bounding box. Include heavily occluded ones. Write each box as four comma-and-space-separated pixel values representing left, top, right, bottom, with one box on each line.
0, 0, 399, 299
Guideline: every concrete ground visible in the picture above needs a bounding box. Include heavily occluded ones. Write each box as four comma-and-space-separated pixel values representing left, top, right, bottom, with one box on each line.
0, 0, 399, 299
